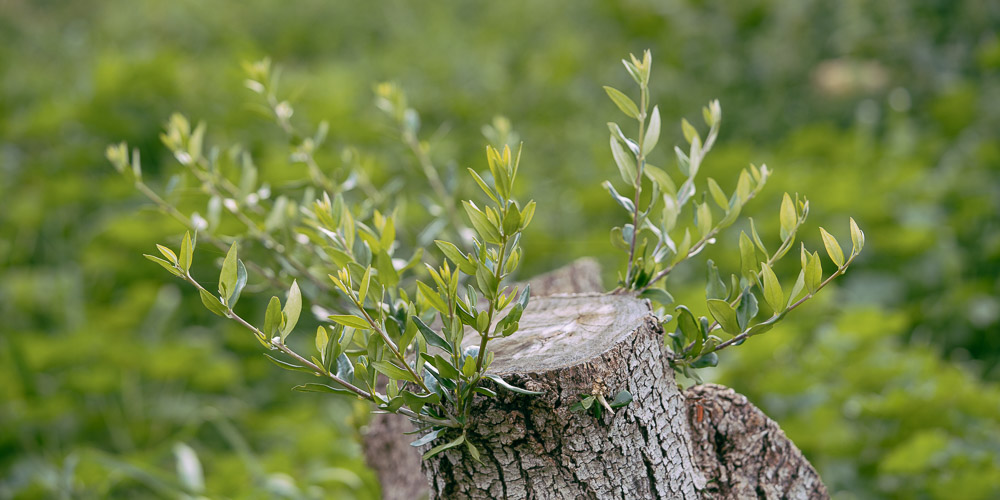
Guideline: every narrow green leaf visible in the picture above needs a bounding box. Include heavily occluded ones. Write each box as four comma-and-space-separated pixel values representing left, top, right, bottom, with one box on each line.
484, 374, 543, 395
642, 105, 661, 156
228, 259, 247, 307
144, 254, 184, 277
199, 289, 228, 317
292, 383, 356, 397
357, 267, 372, 305
603, 86, 640, 118
329, 314, 371, 330
461, 355, 477, 378
849, 217, 865, 255
263, 354, 315, 374
644, 165, 677, 197
638, 287, 674, 305
435, 240, 477, 275
281, 280, 301, 337
705, 259, 727, 300
706, 299, 739, 334
265, 296, 283, 339
412, 316, 452, 352
219, 242, 239, 299
707, 178, 728, 210
462, 201, 501, 245
372, 361, 416, 382
739, 232, 758, 284
610, 135, 637, 185
696, 202, 712, 238
760, 263, 785, 313
779, 193, 796, 241
467, 168, 500, 205
422, 434, 465, 460
315, 326, 329, 357
819, 228, 845, 267
156, 244, 178, 265
603, 181, 635, 214
805, 251, 823, 294
681, 118, 700, 145
736, 289, 759, 331
502, 205, 521, 236
179, 232, 193, 273
417, 281, 448, 314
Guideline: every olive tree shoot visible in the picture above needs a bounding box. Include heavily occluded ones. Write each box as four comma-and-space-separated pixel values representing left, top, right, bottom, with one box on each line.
109, 51, 864, 499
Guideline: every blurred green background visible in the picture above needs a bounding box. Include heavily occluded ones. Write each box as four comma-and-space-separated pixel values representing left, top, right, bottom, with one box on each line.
2, 0, 999, 498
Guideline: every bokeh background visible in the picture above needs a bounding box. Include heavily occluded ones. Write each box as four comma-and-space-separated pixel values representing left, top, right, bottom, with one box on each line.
2, 1, 999, 498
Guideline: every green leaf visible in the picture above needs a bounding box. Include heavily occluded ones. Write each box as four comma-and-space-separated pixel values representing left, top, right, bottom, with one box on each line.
315, 326, 329, 357
707, 299, 740, 335
502, 205, 521, 236
263, 354, 315, 374
739, 232, 759, 284
372, 361, 416, 382
819, 227, 845, 267
219, 242, 238, 299
199, 289, 228, 317
462, 201, 501, 244
435, 240, 477, 275
417, 281, 448, 314
691, 352, 718, 368
696, 202, 712, 238
412, 316, 452, 352
760, 263, 785, 313
603, 181, 635, 214
610, 134, 637, 184
467, 168, 500, 205
156, 244, 178, 265
707, 178, 728, 210
805, 251, 823, 294
179, 231, 193, 273
376, 251, 399, 288
228, 259, 247, 307
681, 118, 700, 145
642, 106, 661, 156
705, 259, 727, 300
484, 374, 543, 395
144, 254, 184, 277
422, 434, 465, 460
461, 355, 477, 378
644, 165, 677, 197
849, 217, 865, 255
264, 296, 283, 340
357, 267, 372, 305
603, 86, 640, 119
609, 390, 633, 409
282, 280, 301, 337
329, 314, 370, 330
779, 193, 796, 241
410, 428, 443, 447
292, 383, 356, 397
638, 287, 674, 305
736, 289, 759, 331
674, 305, 701, 344
465, 440, 482, 463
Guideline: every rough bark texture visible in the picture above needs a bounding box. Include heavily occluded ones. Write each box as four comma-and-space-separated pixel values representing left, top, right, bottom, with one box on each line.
423, 294, 703, 499
364, 258, 829, 499
362, 259, 604, 500
683, 384, 829, 499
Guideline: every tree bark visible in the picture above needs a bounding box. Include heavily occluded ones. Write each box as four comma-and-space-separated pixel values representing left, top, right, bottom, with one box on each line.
364, 259, 829, 499
362, 259, 604, 500
422, 293, 703, 499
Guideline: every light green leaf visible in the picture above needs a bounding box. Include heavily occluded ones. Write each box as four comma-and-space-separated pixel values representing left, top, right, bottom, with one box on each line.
417, 280, 449, 314
461, 355, 477, 378
315, 326, 329, 357
819, 227, 845, 267
435, 240, 477, 275
179, 231, 193, 273
805, 251, 823, 294
681, 118, 700, 145
502, 205, 521, 236
484, 374, 544, 395
292, 383, 356, 397
603, 181, 635, 214
642, 106, 661, 155
219, 242, 238, 299
156, 244, 178, 265
282, 280, 301, 337
422, 434, 465, 460
707, 178, 728, 210
357, 267, 372, 305
706, 299, 740, 335
696, 202, 712, 238
467, 168, 500, 205
144, 254, 184, 277
644, 165, 677, 197
329, 314, 370, 330
372, 361, 416, 382
739, 232, 758, 284
779, 193, 796, 241
603, 86, 640, 118
199, 289, 228, 317
462, 201, 501, 245
638, 287, 674, 305
760, 263, 785, 313
610, 135, 637, 184
265, 296, 283, 339
850, 217, 865, 255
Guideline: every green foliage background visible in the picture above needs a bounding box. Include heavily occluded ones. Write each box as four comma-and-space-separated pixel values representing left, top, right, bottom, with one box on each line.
2, 0, 998, 498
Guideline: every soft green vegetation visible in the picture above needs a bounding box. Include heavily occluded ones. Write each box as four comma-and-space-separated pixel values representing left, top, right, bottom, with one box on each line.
2, 0, 998, 498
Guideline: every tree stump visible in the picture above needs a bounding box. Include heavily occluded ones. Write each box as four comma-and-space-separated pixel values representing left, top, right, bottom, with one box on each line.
364, 259, 829, 499
423, 293, 703, 499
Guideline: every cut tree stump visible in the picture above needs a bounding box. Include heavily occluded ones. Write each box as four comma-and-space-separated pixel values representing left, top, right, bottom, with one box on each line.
362, 259, 828, 499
